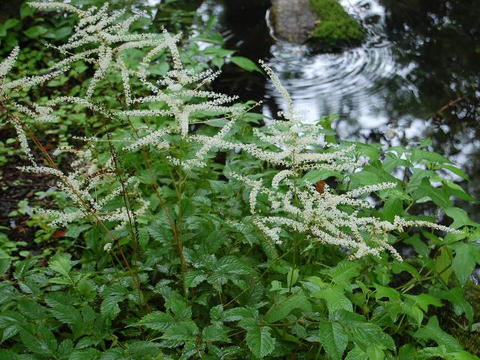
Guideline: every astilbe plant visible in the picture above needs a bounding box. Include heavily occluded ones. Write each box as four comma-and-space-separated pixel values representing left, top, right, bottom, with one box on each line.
1, 2, 479, 359
0, 1, 239, 242
0, 1, 459, 262
196, 62, 458, 259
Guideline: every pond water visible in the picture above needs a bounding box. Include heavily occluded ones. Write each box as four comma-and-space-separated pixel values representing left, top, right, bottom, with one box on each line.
201, 0, 480, 219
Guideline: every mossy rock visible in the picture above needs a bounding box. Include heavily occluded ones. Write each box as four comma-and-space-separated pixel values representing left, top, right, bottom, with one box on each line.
270, 0, 365, 51
308, 0, 366, 51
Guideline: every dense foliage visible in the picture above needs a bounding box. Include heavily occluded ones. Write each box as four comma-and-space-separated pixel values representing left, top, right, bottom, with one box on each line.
0, 1, 479, 359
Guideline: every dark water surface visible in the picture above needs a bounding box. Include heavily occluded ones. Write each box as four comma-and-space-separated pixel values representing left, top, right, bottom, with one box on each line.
201, 0, 480, 219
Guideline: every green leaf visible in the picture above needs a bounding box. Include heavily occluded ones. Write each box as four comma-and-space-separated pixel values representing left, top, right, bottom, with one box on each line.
318, 320, 348, 360
440, 164, 470, 181
48, 253, 73, 278
344, 346, 369, 360
435, 246, 453, 284
203, 324, 230, 342
137, 311, 175, 331
326, 261, 360, 289
52, 26, 73, 40
452, 243, 477, 285
50, 304, 82, 329
313, 287, 353, 314
337, 311, 394, 351
224, 307, 258, 323
70, 348, 101, 360
442, 181, 476, 202
185, 270, 207, 288
19, 327, 57, 356
245, 325, 276, 358
286, 267, 299, 288
404, 234, 429, 258
412, 178, 451, 209
230, 57, 262, 73
1, 19, 20, 31
264, 290, 312, 323
403, 293, 442, 312
349, 166, 401, 197
411, 149, 451, 164
21, 3, 36, 18
350, 322, 394, 351
24, 25, 48, 39
413, 316, 462, 352
100, 286, 126, 320
201, 46, 235, 57
445, 207, 479, 229
161, 321, 198, 345
17, 299, 48, 320
433, 287, 474, 323
373, 284, 401, 301
303, 169, 342, 183
164, 292, 191, 319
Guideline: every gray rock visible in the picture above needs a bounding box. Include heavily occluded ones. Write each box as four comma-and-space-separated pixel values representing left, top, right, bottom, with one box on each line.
270, 0, 317, 44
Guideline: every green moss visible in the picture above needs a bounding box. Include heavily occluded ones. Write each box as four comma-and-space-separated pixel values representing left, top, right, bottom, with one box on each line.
309, 0, 365, 50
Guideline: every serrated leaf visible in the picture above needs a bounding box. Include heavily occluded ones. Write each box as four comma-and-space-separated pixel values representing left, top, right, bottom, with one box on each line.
318, 320, 348, 360
264, 291, 312, 323
14, 259, 36, 280
203, 324, 230, 342
137, 311, 175, 331
161, 321, 198, 345
337, 311, 394, 351
126, 340, 162, 357
210, 305, 224, 322
223, 307, 258, 323
17, 299, 48, 320
313, 287, 352, 314
185, 270, 207, 288
100, 286, 126, 321
246, 325, 275, 358
164, 292, 191, 319
326, 261, 361, 289
350, 322, 394, 351
19, 327, 57, 356
50, 304, 82, 329
69, 348, 101, 360
48, 253, 72, 278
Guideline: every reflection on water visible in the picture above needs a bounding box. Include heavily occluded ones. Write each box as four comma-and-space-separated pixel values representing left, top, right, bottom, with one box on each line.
205, 0, 480, 218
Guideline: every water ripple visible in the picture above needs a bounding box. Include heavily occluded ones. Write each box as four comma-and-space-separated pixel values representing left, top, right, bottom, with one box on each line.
264, 0, 415, 135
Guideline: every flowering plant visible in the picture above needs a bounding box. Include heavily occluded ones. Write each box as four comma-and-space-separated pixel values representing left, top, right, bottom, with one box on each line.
0, 2, 478, 359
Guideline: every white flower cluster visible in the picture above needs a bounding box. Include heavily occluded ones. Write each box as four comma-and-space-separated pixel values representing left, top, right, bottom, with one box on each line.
0, 1, 240, 234
228, 62, 459, 259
